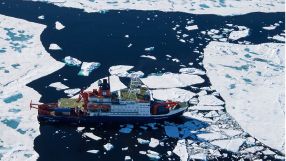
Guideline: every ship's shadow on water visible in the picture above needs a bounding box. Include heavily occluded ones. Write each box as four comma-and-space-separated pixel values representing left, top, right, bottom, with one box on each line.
34, 117, 209, 161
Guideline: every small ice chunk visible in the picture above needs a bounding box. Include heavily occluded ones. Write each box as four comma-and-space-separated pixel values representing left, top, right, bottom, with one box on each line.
83, 132, 102, 141
139, 151, 146, 155
38, 15, 44, 19
119, 124, 134, 134
125, 34, 129, 38
149, 138, 159, 148
172, 58, 180, 62
122, 147, 128, 151
164, 125, 179, 138
55, 21, 65, 30
64, 88, 81, 97
179, 39, 186, 43
262, 25, 277, 30
87, 150, 99, 154
77, 127, 85, 132
146, 150, 160, 160
49, 43, 62, 50
49, 82, 69, 90
127, 43, 132, 47
137, 138, 150, 144
140, 55, 156, 60
124, 156, 131, 160
78, 62, 101, 76
103, 143, 114, 151
64, 56, 82, 66
185, 25, 198, 31
145, 47, 154, 51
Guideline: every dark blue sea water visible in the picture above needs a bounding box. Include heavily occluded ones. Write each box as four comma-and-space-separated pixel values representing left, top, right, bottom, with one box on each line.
0, 0, 284, 160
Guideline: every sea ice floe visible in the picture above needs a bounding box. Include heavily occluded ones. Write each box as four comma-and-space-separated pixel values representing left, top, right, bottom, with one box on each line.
221, 129, 242, 137
109, 65, 133, 76
55, 21, 65, 30
63, 56, 82, 66
151, 88, 196, 102
211, 138, 245, 153
141, 73, 204, 88
83, 132, 102, 141
203, 41, 285, 153
262, 25, 277, 30
229, 26, 249, 41
173, 139, 188, 161
197, 95, 224, 106
49, 82, 69, 90
28, 0, 285, 16
78, 62, 101, 76
49, 43, 62, 50
197, 132, 228, 141
0, 14, 64, 160
140, 55, 156, 60
103, 143, 114, 151
149, 138, 159, 148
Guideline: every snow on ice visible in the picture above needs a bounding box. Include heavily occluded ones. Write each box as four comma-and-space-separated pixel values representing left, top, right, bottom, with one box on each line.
203, 41, 285, 153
